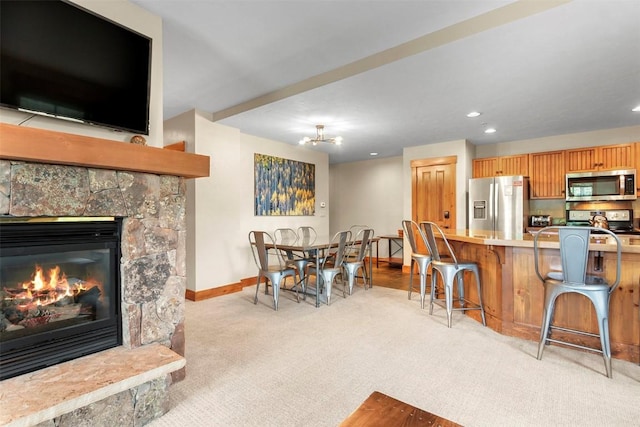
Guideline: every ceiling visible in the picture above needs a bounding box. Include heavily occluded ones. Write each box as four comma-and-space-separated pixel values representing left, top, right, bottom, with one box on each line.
131, 0, 640, 164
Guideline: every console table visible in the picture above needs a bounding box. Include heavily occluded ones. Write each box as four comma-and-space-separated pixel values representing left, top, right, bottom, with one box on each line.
376, 235, 404, 268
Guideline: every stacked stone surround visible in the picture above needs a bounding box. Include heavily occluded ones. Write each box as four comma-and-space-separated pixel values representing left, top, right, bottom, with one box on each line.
0, 160, 186, 426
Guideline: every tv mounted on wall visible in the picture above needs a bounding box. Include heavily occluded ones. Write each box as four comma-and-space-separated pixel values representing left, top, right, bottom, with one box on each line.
0, 0, 152, 135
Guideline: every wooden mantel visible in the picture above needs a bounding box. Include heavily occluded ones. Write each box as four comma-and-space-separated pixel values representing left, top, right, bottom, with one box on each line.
0, 123, 209, 179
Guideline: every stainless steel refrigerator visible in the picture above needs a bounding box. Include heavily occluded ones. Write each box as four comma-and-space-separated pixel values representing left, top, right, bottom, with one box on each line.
468, 175, 530, 238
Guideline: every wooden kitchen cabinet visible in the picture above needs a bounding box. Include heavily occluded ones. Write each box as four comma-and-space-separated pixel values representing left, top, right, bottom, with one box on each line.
565, 143, 635, 172
529, 150, 566, 199
472, 154, 529, 178
636, 142, 640, 196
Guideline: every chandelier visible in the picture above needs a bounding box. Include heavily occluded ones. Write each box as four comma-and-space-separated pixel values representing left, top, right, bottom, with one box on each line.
298, 125, 343, 146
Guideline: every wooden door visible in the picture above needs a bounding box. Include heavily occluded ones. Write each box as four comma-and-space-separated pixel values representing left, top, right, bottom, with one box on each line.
411, 156, 456, 230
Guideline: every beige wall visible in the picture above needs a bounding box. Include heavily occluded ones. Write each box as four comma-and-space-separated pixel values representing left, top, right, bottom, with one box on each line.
0, 0, 164, 147
329, 156, 403, 257
165, 110, 330, 292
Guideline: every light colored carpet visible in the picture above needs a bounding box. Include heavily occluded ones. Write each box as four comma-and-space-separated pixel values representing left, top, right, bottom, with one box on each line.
149, 285, 640, 427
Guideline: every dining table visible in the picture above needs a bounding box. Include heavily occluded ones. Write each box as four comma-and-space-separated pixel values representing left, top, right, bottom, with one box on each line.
269, 234, 377, 307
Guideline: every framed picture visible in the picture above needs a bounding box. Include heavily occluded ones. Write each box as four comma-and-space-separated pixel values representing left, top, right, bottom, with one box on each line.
254, 153, 315, 216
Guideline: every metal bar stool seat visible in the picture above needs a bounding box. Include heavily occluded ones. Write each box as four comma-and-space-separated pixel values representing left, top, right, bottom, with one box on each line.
402, 220, 432, 308
533, 226, 622, 378
421, 221, 486, 328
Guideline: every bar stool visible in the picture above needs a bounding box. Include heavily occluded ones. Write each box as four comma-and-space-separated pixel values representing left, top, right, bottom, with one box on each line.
533, 226, 622, 378
401, 220, 432, 308
420, 221, 486, 328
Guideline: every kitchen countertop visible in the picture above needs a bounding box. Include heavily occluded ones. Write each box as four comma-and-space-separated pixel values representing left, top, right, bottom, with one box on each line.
442, 229, 640, 253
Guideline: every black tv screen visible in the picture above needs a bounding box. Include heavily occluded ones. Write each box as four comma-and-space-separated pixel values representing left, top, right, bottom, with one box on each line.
0, 0, 152, 135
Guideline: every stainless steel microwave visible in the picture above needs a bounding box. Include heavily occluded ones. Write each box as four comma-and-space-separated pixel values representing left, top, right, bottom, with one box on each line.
565, 169, 637, 201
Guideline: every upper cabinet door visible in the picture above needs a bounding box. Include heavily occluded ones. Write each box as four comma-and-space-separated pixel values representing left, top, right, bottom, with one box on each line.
565, 143, 635, 172
472, 154, 528, 178
599, 144, 635, 170
472, 158, 498, 178
529, 151, 566, 199
500, 154, 529, 176
636, 142, 640, 196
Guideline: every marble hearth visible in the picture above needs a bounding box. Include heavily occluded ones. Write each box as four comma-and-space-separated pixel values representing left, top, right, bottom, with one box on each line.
0, 125, 209, 427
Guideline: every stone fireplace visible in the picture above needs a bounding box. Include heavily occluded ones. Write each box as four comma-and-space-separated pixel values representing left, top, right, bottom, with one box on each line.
1, 218, 122, 381
0, 124, 209, 426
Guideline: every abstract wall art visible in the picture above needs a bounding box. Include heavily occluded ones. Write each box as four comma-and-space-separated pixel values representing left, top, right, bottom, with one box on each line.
254, 153, 315, 216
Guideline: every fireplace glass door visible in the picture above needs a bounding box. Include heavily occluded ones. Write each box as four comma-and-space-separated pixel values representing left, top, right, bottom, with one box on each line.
0, 219, 121, 380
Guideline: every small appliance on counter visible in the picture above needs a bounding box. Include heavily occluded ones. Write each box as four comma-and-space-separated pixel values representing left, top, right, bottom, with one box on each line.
530, 215, 552, 227
565, 201, 639, 235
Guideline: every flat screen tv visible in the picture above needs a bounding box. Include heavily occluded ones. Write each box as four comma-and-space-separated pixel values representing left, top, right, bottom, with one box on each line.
0, 0, 152, 135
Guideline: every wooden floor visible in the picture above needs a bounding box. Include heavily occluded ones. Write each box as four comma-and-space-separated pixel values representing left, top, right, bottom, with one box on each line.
369, 262, 411, 292
281, 261, 416, 295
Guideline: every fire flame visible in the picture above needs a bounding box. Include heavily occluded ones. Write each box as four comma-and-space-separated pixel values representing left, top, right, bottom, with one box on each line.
15, 265, 96, 307
2, 265, 104, 329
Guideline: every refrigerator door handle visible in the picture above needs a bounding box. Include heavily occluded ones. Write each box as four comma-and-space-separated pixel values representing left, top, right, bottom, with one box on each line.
489, 182, 495, 230
493, 181, 500, 231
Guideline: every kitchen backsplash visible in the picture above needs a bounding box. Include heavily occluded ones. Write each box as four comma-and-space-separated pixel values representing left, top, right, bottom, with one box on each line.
529, 199, 640, 226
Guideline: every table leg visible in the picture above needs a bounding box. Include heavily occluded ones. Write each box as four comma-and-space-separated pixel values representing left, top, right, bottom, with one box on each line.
315, 247, 323, 308
368, 241, 373, 288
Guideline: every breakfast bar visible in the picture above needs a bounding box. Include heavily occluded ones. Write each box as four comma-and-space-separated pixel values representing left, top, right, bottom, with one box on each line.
436, 229, 640, 364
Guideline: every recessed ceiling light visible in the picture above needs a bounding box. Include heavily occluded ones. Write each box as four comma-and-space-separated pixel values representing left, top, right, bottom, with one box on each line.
370, 152, 378, 156
484, 128, 496, 134
632, 105, 640, 112
466, 111, 482, 118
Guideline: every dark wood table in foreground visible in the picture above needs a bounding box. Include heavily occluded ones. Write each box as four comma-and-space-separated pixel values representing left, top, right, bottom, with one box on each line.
340, 391, 462, 427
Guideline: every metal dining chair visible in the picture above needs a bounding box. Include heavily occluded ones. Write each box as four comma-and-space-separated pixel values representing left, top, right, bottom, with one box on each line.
421, 221, 486, 328
343, 228, 374, 295
273, 228, 298, 245
248, 231, 297, 310
345, 224, 369, 260
305, 230, 351, 305
274, 227, 313, 297
402, 220, 432, 308
297, 226, 319, 258
533, 226, 622, 378
297, 226, 318, 243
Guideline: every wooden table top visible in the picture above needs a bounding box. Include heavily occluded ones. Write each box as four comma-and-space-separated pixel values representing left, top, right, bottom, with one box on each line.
340, 391, 462, 427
